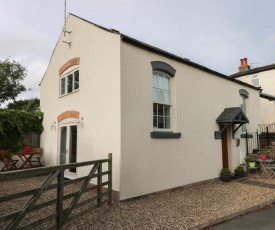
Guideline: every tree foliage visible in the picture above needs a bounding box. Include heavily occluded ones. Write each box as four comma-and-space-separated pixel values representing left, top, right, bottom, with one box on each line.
0, 59, 27, 105
7, 98, 40, 113
0, 109, 43, 152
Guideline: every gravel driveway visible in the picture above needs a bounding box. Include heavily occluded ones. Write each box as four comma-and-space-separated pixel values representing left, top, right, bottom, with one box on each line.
1, 176, 275, 229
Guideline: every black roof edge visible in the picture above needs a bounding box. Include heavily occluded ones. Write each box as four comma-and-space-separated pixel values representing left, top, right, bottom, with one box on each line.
40, 13, 261, 92
120, 34, 260, 91
230, 63, 275, 78
69, 13, 120, 34
260, 93, 275, 101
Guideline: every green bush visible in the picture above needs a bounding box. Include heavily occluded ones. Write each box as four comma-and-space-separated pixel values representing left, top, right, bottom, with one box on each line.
221, 168, 231, 175
0, 109, 43, 152
236, 165, 244, 172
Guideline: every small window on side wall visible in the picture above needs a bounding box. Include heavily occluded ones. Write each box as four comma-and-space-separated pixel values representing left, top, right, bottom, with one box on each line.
60, 69, 79, 96
251, 74, 259, 87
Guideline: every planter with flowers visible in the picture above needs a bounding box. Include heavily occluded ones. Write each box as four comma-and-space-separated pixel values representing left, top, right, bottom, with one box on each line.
245, 156, 256, 168
23, 138, 31, 153
258, 148, 270, 161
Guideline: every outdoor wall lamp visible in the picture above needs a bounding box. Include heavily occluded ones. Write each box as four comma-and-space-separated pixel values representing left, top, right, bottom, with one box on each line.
51, 121, 56, 129
78, 116, 84, 127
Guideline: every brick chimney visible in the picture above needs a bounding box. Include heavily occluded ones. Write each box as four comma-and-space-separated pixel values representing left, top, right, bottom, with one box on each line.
238, 58, 251, 72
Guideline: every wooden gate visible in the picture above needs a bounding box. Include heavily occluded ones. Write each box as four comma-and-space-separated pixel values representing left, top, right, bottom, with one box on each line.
0, 153, 112, 229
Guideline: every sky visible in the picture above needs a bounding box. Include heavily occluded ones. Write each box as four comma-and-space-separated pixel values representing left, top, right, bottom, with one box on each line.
1, 0, 275, 101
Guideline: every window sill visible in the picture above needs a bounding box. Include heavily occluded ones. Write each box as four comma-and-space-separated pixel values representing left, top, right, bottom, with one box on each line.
59, 89, 79, 98
151, 131, 181, 138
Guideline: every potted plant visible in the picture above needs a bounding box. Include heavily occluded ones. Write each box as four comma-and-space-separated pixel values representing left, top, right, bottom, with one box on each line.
245, 156, 256, 168
258, 148, 269, 161
234, 165, 245, 177
221, 168, 231, 182
253, 148, 259, 154
23, 138, 31, 153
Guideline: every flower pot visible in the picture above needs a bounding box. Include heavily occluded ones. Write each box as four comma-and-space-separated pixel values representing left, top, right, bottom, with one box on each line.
24, 146, 31, 153
249, 162, 256, 168
260, 154, 267, 161
33, 147, 43, 153
221, 174, 231, 182
235, 170, 245, 177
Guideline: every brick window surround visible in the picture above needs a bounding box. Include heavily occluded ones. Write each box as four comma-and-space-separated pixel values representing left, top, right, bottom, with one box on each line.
59, 57, 80, 76
57, 110, 80, 122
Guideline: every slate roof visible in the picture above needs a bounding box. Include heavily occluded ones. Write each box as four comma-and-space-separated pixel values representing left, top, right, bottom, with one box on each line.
230, 63, 275, 78
216, 107, 249, 124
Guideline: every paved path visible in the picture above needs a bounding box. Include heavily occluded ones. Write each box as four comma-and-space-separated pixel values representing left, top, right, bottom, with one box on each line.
209, 204, 275, 230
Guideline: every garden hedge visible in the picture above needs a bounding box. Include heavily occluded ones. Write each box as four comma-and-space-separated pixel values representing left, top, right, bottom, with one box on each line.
0, 109, 43, 152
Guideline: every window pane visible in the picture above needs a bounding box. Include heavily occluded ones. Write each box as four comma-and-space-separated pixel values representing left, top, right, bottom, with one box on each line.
74, 70, 79, 90
157, 104, 163, 116
164, 105, 170, 116
61, 78, 66, 95
153, 103, 157, 115
164, 76, 169, 90
158, 116, 164, 128
67, 74, 73, 93
165, 117, 170, 129
153, 116, 157, 128
252, 78, 259, 86
153, 88, 158, 102
158, 75, 164, 89
158, 89, 164, 102
164, 90, 170, 104
153, 75, 158, 88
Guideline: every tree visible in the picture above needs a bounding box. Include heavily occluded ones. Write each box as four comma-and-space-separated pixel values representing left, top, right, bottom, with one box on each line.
0, 58, 27, 105
7, 98, 40, 113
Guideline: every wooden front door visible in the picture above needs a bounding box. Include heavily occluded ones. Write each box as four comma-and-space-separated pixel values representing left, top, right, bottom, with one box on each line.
221, 128, 229, 168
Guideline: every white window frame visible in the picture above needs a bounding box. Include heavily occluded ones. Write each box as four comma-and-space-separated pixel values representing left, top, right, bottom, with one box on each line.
251, 74, 259, 87
153, 71, 172, 131
60, 67, 79, 97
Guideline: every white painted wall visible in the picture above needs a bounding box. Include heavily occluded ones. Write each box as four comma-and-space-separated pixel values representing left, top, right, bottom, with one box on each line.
120, 42, 260, 199
40, 14, 121, 192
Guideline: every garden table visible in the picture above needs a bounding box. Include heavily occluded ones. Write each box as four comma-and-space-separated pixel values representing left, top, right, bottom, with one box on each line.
256, 159, 275, 179
17, 151, 36, 169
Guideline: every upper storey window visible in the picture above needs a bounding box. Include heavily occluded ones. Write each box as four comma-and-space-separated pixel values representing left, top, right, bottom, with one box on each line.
251, 74, 259, 87
59, 57, 80, 97
60, 68, 79, 96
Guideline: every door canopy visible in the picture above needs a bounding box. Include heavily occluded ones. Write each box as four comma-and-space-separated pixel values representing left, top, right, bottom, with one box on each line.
216, 107, 249, 138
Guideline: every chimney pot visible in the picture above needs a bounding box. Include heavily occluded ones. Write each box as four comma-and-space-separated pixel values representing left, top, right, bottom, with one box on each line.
240, 59, 244, 66
238, 57, 250, 72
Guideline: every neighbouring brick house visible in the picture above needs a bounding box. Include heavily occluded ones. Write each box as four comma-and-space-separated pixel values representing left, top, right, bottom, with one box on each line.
40, 14, 261, 200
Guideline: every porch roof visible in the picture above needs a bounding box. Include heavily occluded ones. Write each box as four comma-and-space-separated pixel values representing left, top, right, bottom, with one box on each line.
216, 107, 249, 138
216, 107, 249, 124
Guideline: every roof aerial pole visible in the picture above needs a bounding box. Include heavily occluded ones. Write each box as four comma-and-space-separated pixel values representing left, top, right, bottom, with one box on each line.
63, 0, 71, 45
63, 0, 66, 36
